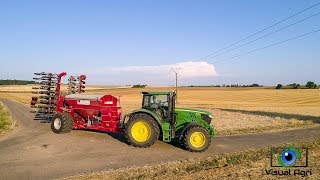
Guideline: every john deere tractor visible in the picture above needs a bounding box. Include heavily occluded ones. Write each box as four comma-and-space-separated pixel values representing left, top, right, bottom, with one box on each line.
125, 91, 214, 152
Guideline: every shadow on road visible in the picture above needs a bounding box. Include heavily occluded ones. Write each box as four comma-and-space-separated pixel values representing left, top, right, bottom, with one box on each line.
219, 108, 320, 123
83, 129, 189, 151
106, 132, 128, 144
106, 131, 188, 151
79, 129, 129, 145
168, 139, 186, 150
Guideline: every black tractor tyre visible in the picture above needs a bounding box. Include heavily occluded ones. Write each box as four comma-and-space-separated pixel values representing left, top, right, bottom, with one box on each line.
183, 126, 211, 152
125, 113, 160, 148
51, 112, 74, 134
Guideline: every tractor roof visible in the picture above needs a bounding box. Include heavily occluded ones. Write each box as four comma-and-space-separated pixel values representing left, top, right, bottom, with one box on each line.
142, 91, 171, 95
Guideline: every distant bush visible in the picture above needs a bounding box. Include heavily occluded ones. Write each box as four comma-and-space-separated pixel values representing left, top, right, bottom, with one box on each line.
251, 83, 260, 87
132, 84, 147, 88
241, 84, 263, 87
288, 83, 300, 89
0, 79, 35, 85
187, 84, 263, 88
187, 85, 221, 87
306, 81, 317, 89
276, 81, 319, 89
276, 84, 283, 89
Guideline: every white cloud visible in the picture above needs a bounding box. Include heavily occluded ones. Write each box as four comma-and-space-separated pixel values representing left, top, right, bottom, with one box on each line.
85, 61, 218, 85
106, 61, 217, 78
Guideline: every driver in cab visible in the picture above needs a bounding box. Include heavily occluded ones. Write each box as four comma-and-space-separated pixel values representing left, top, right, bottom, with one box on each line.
150, 95, 159, 109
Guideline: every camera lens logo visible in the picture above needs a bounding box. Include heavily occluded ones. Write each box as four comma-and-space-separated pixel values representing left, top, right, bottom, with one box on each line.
277, 146, 301, 168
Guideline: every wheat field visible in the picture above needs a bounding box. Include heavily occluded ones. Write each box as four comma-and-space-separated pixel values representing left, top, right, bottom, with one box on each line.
0, 85, 319, 135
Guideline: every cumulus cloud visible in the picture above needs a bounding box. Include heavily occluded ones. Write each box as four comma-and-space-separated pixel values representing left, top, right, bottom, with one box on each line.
86, 61, 218, 85
106, 61, 217, 78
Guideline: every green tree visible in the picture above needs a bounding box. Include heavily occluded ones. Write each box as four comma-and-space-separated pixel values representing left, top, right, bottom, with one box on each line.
306, 81, 316, 89
0, 79, 35, 85
288, 83, 301, 89
132, 84, 147, 88
276, 84, 283, 89
293, 83, 300, 89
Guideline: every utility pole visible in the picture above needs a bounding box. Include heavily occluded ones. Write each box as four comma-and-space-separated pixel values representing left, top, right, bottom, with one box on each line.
171, 68, 181, 104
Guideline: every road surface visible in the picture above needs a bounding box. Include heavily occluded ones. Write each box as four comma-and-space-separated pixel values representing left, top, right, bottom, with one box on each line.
0, 98, 319, 180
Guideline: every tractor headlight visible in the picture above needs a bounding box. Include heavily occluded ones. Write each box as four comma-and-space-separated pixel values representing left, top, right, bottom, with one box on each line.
201, 114, 212, 124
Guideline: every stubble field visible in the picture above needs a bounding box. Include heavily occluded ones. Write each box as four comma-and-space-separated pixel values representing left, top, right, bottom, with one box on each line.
0, 85, 319, 135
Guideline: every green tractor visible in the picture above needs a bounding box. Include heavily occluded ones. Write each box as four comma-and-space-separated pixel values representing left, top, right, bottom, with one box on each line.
124, 91, 214, 152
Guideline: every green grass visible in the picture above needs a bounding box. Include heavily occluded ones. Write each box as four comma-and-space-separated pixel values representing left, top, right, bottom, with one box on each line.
0, 102, 13, 134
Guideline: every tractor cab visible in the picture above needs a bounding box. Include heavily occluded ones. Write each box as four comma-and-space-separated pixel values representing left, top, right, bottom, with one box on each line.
141, 91, 176, 141
141, 91, 175, 123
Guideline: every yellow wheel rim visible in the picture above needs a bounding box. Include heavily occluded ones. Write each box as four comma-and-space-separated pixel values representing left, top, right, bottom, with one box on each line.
190, 132, 206, 148
131, 121, 151, 142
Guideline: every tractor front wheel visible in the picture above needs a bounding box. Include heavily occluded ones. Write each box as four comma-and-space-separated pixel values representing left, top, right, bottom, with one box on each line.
125, 113, 160, 148
51, 112, 73, 134
183, 126, 211, 152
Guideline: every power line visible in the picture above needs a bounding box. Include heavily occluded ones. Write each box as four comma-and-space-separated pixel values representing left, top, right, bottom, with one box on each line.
170, 27, 320, 77
198, 1, 320, 61
173, 28, 320, 84
212, 28, 320, 64
207, 11, 320, 59
171, 2, 320, 85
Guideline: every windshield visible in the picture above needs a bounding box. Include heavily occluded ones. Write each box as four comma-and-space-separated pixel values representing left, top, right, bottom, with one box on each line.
142, 94, 168, 108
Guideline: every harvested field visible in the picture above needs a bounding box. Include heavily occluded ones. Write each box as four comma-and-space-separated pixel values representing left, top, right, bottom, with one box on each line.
0, 86, 319, 135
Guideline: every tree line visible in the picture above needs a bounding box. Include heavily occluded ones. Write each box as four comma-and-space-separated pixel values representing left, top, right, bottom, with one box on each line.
0, 79, 35, 85
132, 84, 147, 88
188, 84, 263, 88
276, 81, 318, 89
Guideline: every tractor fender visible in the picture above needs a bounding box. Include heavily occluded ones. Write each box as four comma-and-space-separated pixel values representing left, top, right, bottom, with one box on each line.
128, 109, 163, 127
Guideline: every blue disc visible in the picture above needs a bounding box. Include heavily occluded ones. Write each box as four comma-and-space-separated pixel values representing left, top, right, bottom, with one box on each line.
281, 149, 297, 165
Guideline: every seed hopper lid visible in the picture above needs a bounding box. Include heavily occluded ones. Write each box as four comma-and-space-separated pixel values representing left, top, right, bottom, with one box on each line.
65, 94, 104, 100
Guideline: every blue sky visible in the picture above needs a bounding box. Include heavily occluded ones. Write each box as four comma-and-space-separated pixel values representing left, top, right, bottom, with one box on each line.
0, 0, 319, 86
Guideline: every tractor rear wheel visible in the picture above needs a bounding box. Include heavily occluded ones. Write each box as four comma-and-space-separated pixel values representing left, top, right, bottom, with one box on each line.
125, 113, 160, 148
183, 126, 211, 152
51, 112, 73, 134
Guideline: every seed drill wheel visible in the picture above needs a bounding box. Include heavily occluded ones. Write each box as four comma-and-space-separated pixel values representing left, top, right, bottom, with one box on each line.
183, 126, 211, 152
125, 113, 160, 148
51, 112, 73, 134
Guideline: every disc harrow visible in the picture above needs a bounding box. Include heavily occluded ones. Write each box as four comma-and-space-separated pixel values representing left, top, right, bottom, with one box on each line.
67, 75, 86, 94
30, 72, 66, 121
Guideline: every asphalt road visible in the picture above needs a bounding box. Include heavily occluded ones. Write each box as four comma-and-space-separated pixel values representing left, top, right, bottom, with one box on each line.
0, 98, 319, 180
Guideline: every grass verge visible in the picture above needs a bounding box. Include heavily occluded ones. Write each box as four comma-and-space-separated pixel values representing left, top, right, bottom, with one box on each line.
0, 102, 15, 136
66, 139, 320, 180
